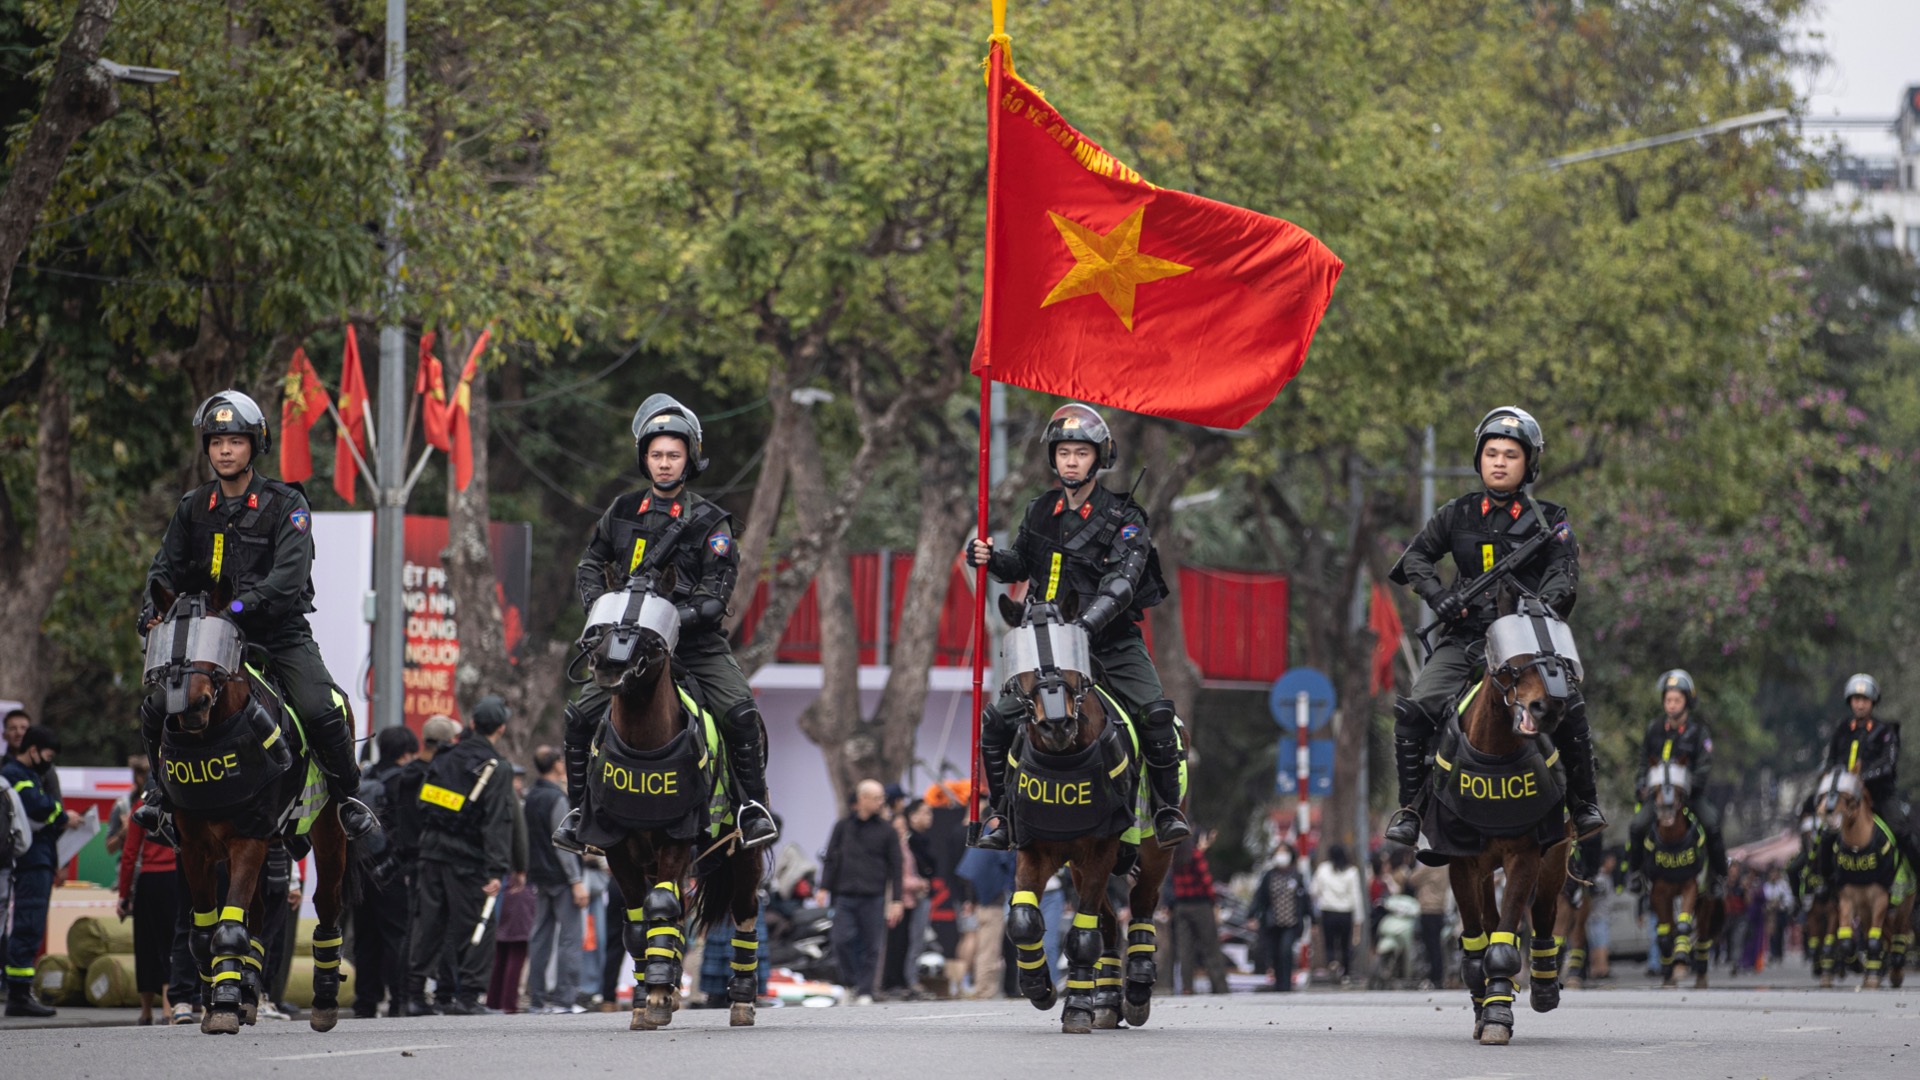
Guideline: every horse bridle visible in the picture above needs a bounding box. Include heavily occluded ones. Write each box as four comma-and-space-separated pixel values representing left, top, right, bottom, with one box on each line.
1004, 604, 1092, 741
1483, 595, 1582, 720
572, 574, 680, 684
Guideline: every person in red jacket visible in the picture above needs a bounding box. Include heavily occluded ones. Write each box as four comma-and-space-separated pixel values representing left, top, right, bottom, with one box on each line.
116, 814, 181, 1025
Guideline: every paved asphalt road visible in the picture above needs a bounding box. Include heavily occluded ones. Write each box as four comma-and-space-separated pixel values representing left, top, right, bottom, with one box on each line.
5, 983, 1913, 1080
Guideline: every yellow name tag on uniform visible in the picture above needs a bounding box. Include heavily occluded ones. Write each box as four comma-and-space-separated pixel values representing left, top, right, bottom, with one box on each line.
212, 534, 226, 580
419, 783, 466, 812
629, 537, 648, 573
1046, 553, 1062, 601
1481, 543, 1495, 573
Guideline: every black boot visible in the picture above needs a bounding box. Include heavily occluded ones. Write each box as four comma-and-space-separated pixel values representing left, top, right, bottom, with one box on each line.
1142, 700, 1192, 846
306, 706, 376, 840
722, 702, 778, 851
6, 982, 55, 1018
132, 696, 175, 839
975, 715, 1013, 851
552, 701, 596, 855
1557, 699, 1607, 839
1384, 699, 1435, 847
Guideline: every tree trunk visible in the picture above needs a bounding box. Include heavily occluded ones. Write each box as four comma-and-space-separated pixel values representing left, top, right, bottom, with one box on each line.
724, 372, 796, 638
1131, 423, 1228, 725
0, 0, 119, 324
444, 356, 560, 764
784, 404, 866, 805
0, 366, 73, 720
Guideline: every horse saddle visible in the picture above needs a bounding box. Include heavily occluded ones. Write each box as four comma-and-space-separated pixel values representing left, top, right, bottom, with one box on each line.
1007, 686, 1140, 847
1428, 688, 1565, 838
581, 686, 727, 845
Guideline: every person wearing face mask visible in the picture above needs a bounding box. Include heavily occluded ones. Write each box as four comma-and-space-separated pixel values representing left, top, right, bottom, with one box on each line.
1248, 843, 1313, 992
964, 402, 1187, 851
3, 727, 78, 1016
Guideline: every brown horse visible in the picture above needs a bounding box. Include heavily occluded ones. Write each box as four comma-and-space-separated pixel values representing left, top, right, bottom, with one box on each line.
1816, 767, 1909, 988
995, 595, 1181, 1034
579, 568, 763, 1030
144, 580, 357, 1035
1437, 589, 1582, 1046
1642, 762, 1726, 988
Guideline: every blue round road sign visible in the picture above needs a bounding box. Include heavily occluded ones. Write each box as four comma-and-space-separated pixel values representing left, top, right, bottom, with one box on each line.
1269, 667, 1336, 734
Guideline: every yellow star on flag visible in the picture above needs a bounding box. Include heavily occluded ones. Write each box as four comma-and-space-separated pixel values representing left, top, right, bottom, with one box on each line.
1040, 206, 1193, 331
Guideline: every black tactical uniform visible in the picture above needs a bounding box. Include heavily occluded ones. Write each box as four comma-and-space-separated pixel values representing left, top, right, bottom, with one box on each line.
1823, 673, 1918, 869
1627, 670, 1726, 889
969, 403, 1189, 850
404, 705, 513, 1014
552, 393, 775, 853
1383, 407, 1603, 846
135, 391, 372, 839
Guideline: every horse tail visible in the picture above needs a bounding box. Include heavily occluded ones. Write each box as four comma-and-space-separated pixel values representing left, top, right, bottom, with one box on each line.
692, 841, 767, 938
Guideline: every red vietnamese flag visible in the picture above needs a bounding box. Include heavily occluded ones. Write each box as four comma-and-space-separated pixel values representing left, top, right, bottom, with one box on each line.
447, 328, 490, 492
334, 326, 370, 504
1368, 582, 1405, 694
416, 332, 452, 453
971, 49, 1342, 429
278, 348, 332, 483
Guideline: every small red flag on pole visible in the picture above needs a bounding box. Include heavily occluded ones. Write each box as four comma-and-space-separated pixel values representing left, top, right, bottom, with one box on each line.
416, 332, 453, 453
447, 329, 490, 492
333, 326, 370, 504
279, 347, 332, 483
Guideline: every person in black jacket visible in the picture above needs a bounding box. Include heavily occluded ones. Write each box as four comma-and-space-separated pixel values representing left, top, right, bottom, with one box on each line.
1823, 674, 1917, 869
523, 747, 586, 1012
1383, 407, 1604, 847
351, 725, 420, 1017
822, 780, 903, 1004
3, 727, 75, 1017
404, 699, 515, 1015
1627, 670, 1726, 893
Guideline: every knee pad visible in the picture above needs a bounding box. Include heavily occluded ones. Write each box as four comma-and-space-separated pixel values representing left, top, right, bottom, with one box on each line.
723, 700, 765, 749
1393, 697, 1437, 741
1065, 913, 1103, 966
1483, 932, 1522, 979
642, 883, 683, 924
1007, 892, 1045, 947
980, 704, 1016, 744
1560, 693, 1591, 737
1142, 699, 1177, 740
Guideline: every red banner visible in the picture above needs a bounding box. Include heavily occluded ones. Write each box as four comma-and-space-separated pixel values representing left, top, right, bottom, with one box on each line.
399, 515, 531, 735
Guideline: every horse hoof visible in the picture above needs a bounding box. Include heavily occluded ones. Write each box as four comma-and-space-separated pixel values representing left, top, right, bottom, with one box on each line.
1530, 984, 1561, 1014
1819, 976, 1834, 989
1093, 1006, 1121, 1030
1122, 992, 1151, 1029
1062, 1007, 1094, 1035
1564, 976, 1583, 990
309, 1007, 338, 1033
1694, 975, 1709, 990
241, 1000, 258, 1026
1660, 978, 1677, 989
203, 1010, 240, 1036
631, 1008, 658, 1031
730, 1003, 755, 1027
1480, 1023, 1512, 1046
646, 1004, 673, 1027
1027, 985, 1057, 1011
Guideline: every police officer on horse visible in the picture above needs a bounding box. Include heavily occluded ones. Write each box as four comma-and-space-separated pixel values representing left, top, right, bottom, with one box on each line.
132, 392, 375, 840
965, 402, 1190, 850
1383, 406, 1605, 848
1823, 674, 1920, 871
1626, 670, 1726, 893
552, 394, 776, 854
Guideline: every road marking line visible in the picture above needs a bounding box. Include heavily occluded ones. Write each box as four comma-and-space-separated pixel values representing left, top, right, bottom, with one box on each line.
896, 1011, 1002, 1021
261, 1044, 451, 1061
1771, 1025, 1838, 1033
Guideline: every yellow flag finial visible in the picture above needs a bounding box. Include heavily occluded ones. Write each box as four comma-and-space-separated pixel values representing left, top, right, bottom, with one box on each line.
985, 0, 1014, 80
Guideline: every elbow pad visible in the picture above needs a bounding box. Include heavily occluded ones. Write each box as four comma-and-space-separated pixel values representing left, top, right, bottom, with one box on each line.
986, 547, 1022, 583
677, 596, 727, 632
1078, 595, 1127, 636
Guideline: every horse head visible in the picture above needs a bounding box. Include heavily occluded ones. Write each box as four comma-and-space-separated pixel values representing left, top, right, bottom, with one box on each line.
143, 578, 248, 736
1482, 582, 1582, 740
1000, 591, 1100, 756
581, 566, 680, 695
1646, 762, 1692, 830
1815, 767, 1867, 832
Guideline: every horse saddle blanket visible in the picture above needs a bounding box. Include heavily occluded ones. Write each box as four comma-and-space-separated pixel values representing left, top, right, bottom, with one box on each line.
1429, 701, 1565, 837
1009, 686, 1146, 846
1644, 810, 1708, 884
581, 686, 728, 846
157, 665, 323, 838
1826, 815, 1904, 891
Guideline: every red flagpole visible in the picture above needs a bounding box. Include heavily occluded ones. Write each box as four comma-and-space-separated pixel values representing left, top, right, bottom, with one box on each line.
969, 20, 1008, 833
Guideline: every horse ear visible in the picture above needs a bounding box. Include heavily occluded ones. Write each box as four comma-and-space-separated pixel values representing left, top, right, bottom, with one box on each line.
149, 579, 176, 616
1496, 580, 1519, 618
1056, 590, 1081, 625
655, 565, 678, 599
210, 575, 236, 614
998, 593, 1023, 628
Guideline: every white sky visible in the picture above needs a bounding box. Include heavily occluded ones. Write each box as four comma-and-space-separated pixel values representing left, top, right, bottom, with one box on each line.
1796, 0, 1920, 158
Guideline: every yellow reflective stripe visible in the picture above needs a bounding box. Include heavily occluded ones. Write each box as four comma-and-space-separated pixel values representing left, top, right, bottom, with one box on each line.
1461, 934, 1488, 951
1045, 553, 1062, 601
212, 534, 225, 580
1127, 922, 1155, 935
241, 956, 263, 970
645, 947, 679, 958
629, 537, 648, 573
313, 959, 340, 969
1662, 740, 1673, 762
1530, 969, 1557, 979
1456, 681, 1482, 716
263, 726, 281, 748
1072, 912, 1100, 930
1480, 544, 1494, 573
419, 783, 466, 812
1065, 979, 1095, 989
1015, 941, 1043, 952
1543, 750, 1560, 768
1095, 957, 1120, 968
1435, 754, 1452, 771
1531, 947, 1558, 957
4, 966, 34, 977
1017, 956, 1048, 969
249, 938, 264, 952
731, 938, 758, 950
1869, 927, 1885, 940
193, 910, 219, 927
1108, 754, 1131, 779
1850, 743, 1859, 770
1127, 943, 1155, 954
625, 907, 647, 922
731, 961, 758, 971
1491, 931, 1517, 946
653, 881, 680, 898
647, 926, 684, 939
1012, 891, 1039, 908
220, 906, 246, 924
10, 779, 32, 792
1096, 977, 1123, 987
211, 971, 244, 984
1482, 993, 1514, 1004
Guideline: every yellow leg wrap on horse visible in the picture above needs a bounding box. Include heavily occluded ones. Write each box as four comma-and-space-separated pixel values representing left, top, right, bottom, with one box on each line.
1489, 931, 1518, 947
1013, 891, 1039, 908
220, 906, 246, 924
1072, 912, 1100, 930
193, 910, 218, 928
1461, 934, 1489, 951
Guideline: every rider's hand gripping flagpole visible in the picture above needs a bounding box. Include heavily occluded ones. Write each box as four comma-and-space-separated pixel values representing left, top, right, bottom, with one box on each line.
969, 2, 1011, 840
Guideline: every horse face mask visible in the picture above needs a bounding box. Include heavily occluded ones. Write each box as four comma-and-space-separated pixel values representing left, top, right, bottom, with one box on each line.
585, 585, 680, 685
1484, 598, 1583, 702
1003, 608, 1093, 753
143, 598, 245, 717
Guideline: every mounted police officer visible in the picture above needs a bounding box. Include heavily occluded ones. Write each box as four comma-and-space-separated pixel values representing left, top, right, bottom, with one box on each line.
132, 391, 374, 840
965, 402, 1190, 851
551, 394, 776, 854
1822, 673, 1919, 870
1383, 406, 1604, 848
1626, 670, 1727, 893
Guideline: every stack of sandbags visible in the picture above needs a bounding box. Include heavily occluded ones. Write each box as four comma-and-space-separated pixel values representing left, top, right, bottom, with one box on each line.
84, 954, 142, 1007
32, 954, 84, 1006
66, 916, 135, 973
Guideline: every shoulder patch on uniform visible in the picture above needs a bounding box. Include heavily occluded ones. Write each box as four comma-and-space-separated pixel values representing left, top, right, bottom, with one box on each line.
708, 533, 731, 557
1119, 523, 1141, 542
1552, 521, 1574, 544
289, 508, 310, 533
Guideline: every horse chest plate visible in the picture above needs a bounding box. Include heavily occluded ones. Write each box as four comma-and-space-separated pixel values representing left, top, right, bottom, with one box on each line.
1010, 741, 1131, 843
588, 727, 708, 834
1434, 749, 1563, 836
158, 708, 292, 813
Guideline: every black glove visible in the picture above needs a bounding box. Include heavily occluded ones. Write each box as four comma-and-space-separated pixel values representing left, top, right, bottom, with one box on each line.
1426, 586, 1471, 624
966, 539, 993, 568
137, 602, 159, 639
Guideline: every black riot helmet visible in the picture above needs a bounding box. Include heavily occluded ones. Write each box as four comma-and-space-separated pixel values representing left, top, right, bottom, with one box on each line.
631, 393, 707, 486
1472, 406, 1544, 485
193, 390, 271, 460
1842, 673, 1881, 705
1043, 403, 1116, 489
1657, 669, 1696, 708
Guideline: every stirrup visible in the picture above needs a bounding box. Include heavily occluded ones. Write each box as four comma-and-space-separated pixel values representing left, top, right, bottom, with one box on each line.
1570, 802, 1607, 840
1153, 807, 1193, 845
974, 814, 1012, 851
551, 808, 589, 856
335, 796, 378, 840
736, 801, 778, 850
1384, 806, 1421, 846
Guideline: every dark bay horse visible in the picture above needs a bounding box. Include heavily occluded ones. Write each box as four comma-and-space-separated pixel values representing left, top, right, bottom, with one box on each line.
995, 595, 1181, 1034
1642, 762, 1726, 988
1437, 589, 1581, 1045
144, 580, 357, 1034
578, 568, 763, 1029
